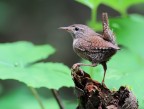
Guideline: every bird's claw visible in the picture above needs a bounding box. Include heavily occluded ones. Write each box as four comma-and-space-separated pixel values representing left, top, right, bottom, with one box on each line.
71, 63, 84, 77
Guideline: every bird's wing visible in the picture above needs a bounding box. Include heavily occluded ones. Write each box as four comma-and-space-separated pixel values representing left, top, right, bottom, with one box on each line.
76, 36, 119, 53
101, 13, 116, 45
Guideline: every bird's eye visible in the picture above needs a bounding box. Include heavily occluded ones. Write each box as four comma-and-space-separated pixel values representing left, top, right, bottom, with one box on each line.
75, 27, 79, 31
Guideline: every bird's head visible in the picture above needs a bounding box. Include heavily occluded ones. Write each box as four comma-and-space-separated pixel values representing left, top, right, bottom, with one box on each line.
59, 24, 96, 39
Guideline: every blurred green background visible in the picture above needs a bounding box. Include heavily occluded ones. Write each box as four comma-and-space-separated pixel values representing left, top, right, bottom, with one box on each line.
0, 0, 144, 109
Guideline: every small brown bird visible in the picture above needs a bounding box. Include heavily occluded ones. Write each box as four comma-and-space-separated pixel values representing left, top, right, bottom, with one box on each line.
59, 13, 120, 84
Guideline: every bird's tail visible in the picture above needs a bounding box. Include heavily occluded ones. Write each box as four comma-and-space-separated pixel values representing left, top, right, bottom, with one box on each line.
102, 13, 116, 45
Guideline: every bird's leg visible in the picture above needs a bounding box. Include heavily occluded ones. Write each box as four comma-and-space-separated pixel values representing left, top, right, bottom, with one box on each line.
101, 62, 107, 85
74, 63, 97, 67
73, 63, 97, 76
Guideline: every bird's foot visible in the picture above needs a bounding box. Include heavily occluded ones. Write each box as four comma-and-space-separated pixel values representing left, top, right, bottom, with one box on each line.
73, 63, 79, 68
72, 63, 84, 76
73, 63, 83, 68
74, 63, 97, 67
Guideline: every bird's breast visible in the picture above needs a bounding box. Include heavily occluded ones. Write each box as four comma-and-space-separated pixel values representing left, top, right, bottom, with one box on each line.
73, 38, 85, 52
73, 38, 90, 60
73, 39, 78, 47
73, 39, 81, 53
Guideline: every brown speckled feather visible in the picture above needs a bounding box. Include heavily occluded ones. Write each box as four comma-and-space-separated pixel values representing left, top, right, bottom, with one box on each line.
73, 35, 119, 63
101, 13, 116, 44
74, 35, 119, 52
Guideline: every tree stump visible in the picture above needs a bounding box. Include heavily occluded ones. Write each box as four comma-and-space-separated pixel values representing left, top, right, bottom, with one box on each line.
71, 65, 138, 109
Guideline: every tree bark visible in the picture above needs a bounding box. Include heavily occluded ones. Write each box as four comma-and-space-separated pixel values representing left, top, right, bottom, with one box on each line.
71, 65, 138, 109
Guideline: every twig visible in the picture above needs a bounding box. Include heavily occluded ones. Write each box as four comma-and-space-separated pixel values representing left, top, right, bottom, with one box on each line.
29, 86, 45, 109
51, 89, 64, 109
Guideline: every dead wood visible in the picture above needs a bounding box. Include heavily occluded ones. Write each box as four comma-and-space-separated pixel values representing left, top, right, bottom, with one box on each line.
71, 65, 138, 109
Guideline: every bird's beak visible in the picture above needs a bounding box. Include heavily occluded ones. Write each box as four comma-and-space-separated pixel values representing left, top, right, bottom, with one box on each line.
59, 27, 71, 32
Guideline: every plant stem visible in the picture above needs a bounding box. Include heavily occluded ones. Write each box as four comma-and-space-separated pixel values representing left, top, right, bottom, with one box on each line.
120, 10, 128, 17
29, 86, 45, 109
91, 7, 97, 24
88, 6, 103, 31
51, 89, 64, 109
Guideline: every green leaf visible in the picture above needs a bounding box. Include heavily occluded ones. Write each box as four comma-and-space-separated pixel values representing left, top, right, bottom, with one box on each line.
0, 88, 58, 109
0, 87, 77, 109
110, 14, 144, 60
109, 15, 144, 108
107, 52, 144, 109
75, 0, 101, 9
0, 41, 55, 66
0, 62, 74, 90
75, 0, 144, 16
0, 41, 74, 89
102, 0, 144, 16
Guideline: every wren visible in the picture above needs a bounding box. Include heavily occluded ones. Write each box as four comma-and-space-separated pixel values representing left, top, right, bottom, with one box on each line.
59, 13, 120, 84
